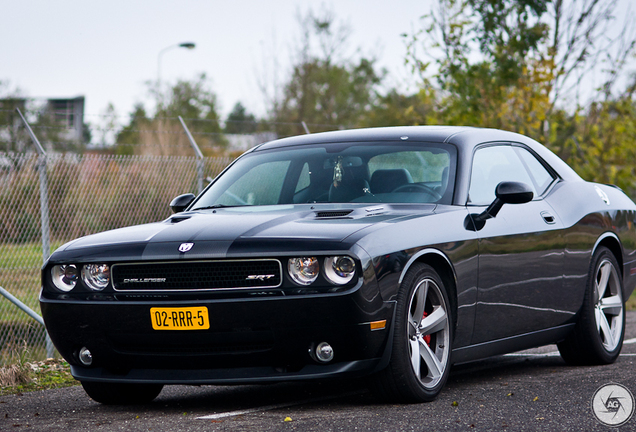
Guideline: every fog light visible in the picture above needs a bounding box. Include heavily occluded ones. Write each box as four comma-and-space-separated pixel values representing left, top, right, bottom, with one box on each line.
315, 342, 334, 363
78, 347, 93, 366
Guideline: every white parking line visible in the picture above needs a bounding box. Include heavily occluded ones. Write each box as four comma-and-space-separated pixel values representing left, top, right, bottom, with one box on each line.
502, 337, 636, 359
503, 351, 561, 357
197, 402, 298, 420
196, 391, 361, 420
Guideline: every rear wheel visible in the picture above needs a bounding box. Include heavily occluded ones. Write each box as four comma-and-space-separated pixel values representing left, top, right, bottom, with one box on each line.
374, 263, 453, 402
81, 381, 164, 405
558, 246, 625, 365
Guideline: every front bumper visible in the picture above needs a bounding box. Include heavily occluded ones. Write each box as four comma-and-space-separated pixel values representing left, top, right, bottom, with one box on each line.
41, 290, 395, 384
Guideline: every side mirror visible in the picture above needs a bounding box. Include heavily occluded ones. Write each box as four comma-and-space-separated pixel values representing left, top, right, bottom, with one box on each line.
170, 193, 195, 213
465, 181, 533, 231
495, 181, 534, 205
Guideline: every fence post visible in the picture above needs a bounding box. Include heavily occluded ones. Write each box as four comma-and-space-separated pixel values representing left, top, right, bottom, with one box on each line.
16, 108, 55, 358
178, 116, 205, 194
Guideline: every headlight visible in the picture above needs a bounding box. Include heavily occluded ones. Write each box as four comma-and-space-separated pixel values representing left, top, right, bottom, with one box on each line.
81, 264, 110, 291
51, 264, 79, 292
324, 256, 356, 285
288, 257, 319, 286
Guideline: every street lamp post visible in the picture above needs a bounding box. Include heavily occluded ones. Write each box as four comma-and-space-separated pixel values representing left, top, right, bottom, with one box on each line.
157, 42, 196, 87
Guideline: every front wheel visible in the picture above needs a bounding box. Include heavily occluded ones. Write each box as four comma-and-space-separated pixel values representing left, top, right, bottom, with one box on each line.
557, 246, 625, 365
81, 381, 164, 405
373, 263, 453, 402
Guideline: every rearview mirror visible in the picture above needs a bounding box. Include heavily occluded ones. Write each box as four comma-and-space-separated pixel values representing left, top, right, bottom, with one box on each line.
170, 193, 195, 213
465, 181, 533, 231
323, 156, 363, 169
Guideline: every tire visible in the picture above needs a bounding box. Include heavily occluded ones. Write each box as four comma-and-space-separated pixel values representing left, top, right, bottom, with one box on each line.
557, 246, 625, 365
373, 263, 453, 402
81, 381, 164, 405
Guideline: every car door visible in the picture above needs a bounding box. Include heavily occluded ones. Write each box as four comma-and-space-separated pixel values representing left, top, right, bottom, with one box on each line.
468, 144, 569, 344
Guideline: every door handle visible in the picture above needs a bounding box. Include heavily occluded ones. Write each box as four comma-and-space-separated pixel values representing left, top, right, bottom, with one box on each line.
541, 211, 556, 224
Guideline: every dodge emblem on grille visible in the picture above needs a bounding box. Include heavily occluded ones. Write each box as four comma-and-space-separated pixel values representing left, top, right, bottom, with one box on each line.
178, 242, 194, 253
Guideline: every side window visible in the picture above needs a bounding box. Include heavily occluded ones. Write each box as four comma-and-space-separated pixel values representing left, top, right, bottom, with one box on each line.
216, 160, 290, 206
516, 147, 555, 196
295, 163, 311, 193
468, 146, 536, 205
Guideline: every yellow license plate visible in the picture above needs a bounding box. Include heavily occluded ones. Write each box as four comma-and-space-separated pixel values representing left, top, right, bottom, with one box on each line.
150, 307, 210, 330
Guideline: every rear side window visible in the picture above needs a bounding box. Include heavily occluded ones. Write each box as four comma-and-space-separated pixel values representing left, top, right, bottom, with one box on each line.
517, 147, 554, 196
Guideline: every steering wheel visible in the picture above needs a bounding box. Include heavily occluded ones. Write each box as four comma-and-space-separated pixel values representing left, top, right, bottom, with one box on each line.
391, 183, 442, 201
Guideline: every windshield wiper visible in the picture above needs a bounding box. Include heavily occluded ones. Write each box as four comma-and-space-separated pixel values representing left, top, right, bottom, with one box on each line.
191, 204, 244, 211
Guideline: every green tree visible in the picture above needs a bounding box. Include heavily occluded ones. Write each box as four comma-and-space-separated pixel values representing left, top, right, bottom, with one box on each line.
404, 0, 636, 195
404, 0, 554, 136
224, 102, 257, 134
115, 74, 226, 156
268, 9, 384, 136
114, 103, 149, 155
0, 85, 30, 153
360, 89, 438, 127
407, 0, 635, 132
558, 88, 636, 196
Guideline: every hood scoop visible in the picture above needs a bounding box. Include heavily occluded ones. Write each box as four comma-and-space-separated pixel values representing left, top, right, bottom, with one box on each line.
168, 215, 192, 224
315, 210, 354, 219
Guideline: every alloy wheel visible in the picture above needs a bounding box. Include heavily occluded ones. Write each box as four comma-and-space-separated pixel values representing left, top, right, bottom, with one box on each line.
407, 277, 450, 389
593, 258, 624, 352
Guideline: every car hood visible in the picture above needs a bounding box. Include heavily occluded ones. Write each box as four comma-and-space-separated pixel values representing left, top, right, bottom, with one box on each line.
51, 204, 436, 261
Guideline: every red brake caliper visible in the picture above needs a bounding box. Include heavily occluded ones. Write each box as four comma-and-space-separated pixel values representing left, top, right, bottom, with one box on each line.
422, 311, 431, 346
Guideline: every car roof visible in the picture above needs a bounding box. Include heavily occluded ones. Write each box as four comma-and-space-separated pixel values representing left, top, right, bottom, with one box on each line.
255, 126, 474, 150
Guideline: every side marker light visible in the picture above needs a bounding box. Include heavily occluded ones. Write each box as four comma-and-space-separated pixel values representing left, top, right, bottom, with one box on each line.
370, 320, 386, 331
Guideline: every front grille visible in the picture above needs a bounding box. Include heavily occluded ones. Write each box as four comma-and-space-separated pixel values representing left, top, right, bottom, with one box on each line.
112, 259, 282, 291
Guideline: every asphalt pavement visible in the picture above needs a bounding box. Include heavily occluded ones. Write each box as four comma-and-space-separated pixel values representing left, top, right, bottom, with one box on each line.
1, 311, 635, 431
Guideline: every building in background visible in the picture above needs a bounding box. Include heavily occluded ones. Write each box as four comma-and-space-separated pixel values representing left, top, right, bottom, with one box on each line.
0, 95, 86, 152
46, 96, 85, 143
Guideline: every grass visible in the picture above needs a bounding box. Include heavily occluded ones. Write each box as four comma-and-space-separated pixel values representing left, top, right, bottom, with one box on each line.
627, 290, 636, 311
0, 358, 77, 396
0, 241, 65, 326
0, 343, 77, 398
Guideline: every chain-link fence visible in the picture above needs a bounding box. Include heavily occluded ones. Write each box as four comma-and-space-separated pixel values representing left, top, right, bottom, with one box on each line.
0, 152, 234, 364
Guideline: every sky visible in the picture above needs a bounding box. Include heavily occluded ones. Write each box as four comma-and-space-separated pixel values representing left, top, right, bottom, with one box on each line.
3, 0, 634, 139
2, 0, 428, 133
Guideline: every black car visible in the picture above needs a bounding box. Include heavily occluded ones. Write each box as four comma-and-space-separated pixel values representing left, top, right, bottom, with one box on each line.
41, 126, 636, 404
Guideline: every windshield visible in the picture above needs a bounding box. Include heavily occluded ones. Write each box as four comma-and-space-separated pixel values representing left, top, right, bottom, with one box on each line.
192, 141, 456, 209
